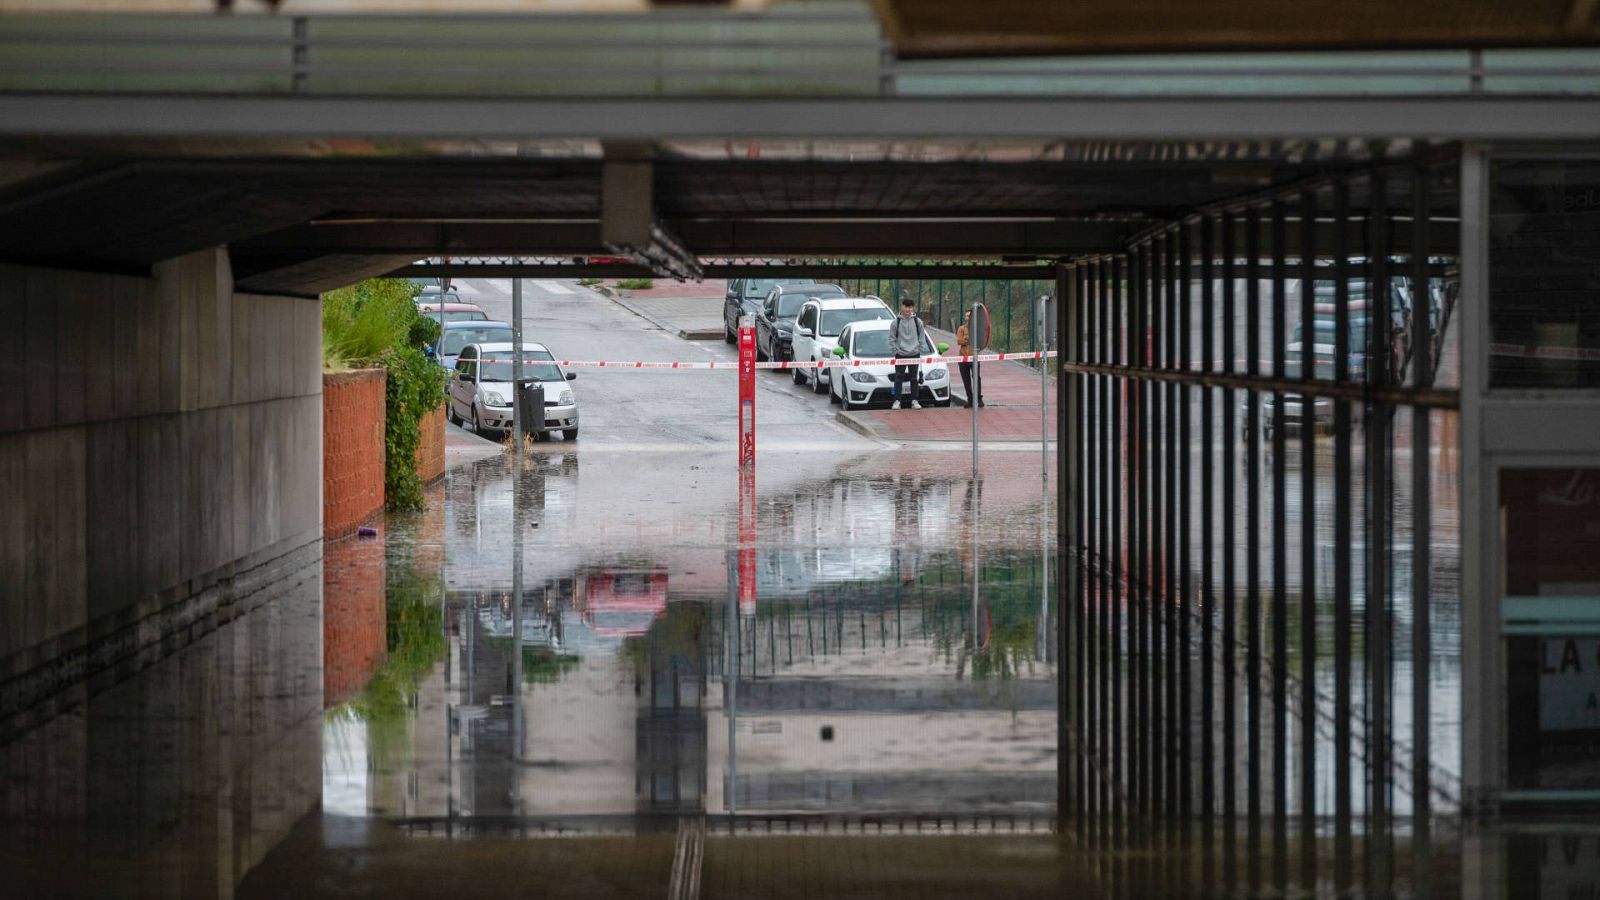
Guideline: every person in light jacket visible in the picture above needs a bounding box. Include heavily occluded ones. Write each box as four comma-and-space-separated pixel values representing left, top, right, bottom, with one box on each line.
889, 298, 928, 410
955, 309, 985, 408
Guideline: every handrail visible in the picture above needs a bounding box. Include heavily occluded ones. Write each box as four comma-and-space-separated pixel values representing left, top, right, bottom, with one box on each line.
1, 13, 1598, 99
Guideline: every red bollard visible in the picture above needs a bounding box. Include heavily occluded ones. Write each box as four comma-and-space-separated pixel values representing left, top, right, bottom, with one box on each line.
737, 318, 757, 617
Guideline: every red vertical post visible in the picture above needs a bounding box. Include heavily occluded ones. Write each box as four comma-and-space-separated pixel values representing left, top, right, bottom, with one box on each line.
738, 318, 757, 617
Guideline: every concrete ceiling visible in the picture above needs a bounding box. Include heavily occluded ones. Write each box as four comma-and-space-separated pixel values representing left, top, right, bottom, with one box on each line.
0, 141, 1428, 295
876, 0, 1600, 58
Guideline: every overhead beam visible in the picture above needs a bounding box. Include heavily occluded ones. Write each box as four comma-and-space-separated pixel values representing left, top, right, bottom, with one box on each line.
395, 261, 1063, 280
6, 95, 1600, 141
601, 157, 702, 280
231, 218, 1136, 259
228, 214, 1455, 266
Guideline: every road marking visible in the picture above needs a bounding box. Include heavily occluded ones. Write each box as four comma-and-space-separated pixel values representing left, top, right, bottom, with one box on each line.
532, 279, 573, 295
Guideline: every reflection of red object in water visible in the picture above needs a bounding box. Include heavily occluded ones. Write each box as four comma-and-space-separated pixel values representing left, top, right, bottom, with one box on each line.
582, 571, 669, 636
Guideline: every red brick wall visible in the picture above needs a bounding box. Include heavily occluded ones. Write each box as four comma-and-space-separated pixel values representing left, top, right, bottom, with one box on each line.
322, 522, 387, 707
414, 402, 445, 485
323, 368, 386, 540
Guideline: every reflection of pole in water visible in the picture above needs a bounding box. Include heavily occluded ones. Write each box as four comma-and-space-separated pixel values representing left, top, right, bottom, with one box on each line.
725, 559, 738, 819
969, 477, 982, 649
511, 436, 525, 814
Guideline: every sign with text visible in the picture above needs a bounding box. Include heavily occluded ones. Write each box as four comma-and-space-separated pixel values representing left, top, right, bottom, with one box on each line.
1540, 636, 1600, 732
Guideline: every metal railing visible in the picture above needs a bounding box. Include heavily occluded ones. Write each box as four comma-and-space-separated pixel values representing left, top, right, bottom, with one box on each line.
2, 12, 1599, 99
0, 9, 888, 97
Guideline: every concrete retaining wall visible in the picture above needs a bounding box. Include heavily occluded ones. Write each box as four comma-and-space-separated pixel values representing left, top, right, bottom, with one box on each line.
0, 250, 323, 726
322, 368, 385, 539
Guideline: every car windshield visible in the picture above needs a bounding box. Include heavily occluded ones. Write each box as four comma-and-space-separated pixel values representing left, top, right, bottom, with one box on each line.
776, 294, 813, 317
820, 307, 890, 337
851, 329, 932, 358
423, 309, 487, 323
441, 325, 514, 356
476, 349, 564, 382
745, 278, 814, 298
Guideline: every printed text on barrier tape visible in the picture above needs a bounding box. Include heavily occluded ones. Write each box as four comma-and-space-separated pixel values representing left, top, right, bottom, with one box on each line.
1488, 342, 1600, 361
468, 350, 1061, 370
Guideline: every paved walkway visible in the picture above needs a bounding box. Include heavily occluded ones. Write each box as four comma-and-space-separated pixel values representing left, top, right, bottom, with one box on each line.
838, 395, 1057, 443
445, 420, 504, 468
841, 323, 1056, 443
599, 277, 727, 300
605, 289, 725, 339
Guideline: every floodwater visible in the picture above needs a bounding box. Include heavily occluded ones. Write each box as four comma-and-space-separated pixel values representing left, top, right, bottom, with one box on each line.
0, 438, 1594, 899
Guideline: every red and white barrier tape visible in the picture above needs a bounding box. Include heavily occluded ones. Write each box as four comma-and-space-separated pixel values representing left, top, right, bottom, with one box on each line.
468, 350, 1059, 370
1488, 342, 1600, 362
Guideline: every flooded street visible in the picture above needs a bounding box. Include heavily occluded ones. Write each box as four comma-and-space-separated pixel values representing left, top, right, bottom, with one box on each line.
0, 278, 1589, 900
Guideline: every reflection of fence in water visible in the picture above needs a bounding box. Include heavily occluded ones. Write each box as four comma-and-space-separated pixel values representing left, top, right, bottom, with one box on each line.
707, 553, 1055, 679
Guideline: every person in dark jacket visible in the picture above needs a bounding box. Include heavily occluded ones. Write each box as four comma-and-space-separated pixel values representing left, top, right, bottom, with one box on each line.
955, 309, 985, 408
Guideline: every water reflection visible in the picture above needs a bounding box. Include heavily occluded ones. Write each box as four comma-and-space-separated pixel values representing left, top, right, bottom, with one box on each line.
0, 441, 1570, 900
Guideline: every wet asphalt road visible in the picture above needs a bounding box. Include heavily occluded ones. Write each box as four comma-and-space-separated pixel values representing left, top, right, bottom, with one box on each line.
451, 277, 873, 451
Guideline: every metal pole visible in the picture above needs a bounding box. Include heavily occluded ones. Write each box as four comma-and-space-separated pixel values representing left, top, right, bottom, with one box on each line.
1041, 294, 1049, 488
512, 277, 525, 451
1036, 293, 1049, 672
971, 304, 981, 480
1039, 291, 1050, 678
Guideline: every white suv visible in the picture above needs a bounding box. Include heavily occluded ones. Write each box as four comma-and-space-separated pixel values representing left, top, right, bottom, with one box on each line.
789, 296, 893, 394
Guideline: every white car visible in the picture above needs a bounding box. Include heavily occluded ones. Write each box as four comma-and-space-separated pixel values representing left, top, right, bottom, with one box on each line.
826, 318, 952, 410
447, 341, 579, 440
789, 296, 894, 394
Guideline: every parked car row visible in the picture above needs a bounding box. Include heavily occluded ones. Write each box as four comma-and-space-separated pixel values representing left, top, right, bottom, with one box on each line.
410, 282, 582, 442
726, 279, 953, 410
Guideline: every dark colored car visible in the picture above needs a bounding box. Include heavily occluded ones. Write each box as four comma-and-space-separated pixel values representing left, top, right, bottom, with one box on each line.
722, 278, 817, 344
755, 283, 847, 362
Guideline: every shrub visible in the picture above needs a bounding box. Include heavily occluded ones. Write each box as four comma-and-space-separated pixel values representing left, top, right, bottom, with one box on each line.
576, 277, 603, 286
321, 278, 448, 511
321, 278, 422, 371
614, 278, 654, 290
383, 346, 447, 511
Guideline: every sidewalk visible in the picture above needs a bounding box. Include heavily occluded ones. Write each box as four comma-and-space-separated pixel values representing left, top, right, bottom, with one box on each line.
445, 421, 504, 469
603, 288, 725, 340
838, 323, 1057, 443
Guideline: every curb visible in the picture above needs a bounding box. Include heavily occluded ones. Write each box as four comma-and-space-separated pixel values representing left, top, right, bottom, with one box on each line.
833, 410, 880, 440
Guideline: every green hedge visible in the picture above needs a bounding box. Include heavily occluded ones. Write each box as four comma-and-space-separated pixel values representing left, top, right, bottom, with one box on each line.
321, 278, 449, 512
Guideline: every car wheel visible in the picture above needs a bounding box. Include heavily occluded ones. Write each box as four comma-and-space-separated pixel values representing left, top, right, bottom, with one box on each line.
563, 427, 578, 441
792, 365, 805, 385
448, 403, 462, 426
724, 320, 735, 344
756, 341, 767, 362
811, 363, 828, 394
829, 377, 842, 405
471, 406, 484, 435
